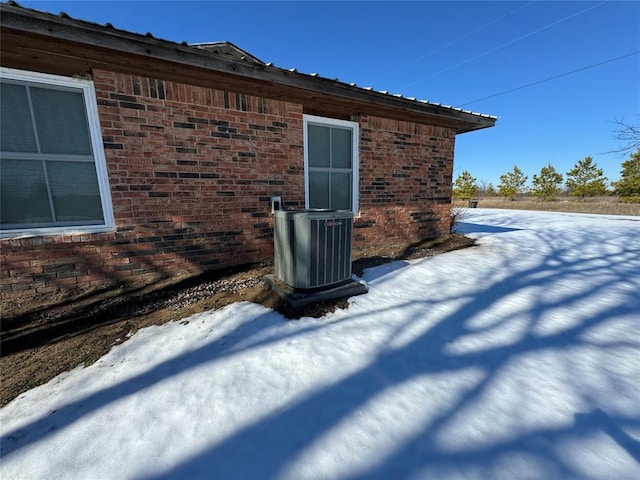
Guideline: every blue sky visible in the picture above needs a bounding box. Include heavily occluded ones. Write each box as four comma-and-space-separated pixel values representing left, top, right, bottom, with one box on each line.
15, 1, 640, 187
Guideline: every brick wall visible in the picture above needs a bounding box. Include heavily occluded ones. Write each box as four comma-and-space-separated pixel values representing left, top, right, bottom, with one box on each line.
1, 70, 305, 300
1, 72, 456, 302
354, 115, 455, 251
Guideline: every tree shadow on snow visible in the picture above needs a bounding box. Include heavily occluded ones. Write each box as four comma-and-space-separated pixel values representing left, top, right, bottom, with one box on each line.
359, 260, 411, 283
0, 308, 327, 457
2, 217, 639, 479
574, 408, 640, 463
138, 223, 640, 479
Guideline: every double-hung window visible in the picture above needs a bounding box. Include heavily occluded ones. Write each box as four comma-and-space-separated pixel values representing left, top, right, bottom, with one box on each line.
0, 68, 113, 236
304, 114, 358, 213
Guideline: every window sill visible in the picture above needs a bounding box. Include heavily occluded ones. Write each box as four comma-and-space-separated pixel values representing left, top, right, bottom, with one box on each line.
0, 224, 116, 240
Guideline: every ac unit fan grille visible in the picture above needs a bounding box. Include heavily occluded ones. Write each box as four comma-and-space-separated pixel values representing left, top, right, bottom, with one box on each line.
274, 210, 353, 290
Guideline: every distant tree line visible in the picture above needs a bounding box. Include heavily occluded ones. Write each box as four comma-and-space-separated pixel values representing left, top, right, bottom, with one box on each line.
453, 148, 640, 203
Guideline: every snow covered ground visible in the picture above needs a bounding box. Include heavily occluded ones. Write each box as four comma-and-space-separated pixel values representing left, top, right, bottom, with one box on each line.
1, 209, 639, 480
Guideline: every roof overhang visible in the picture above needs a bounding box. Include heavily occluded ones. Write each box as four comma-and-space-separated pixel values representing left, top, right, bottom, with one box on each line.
0, 2, 497, 134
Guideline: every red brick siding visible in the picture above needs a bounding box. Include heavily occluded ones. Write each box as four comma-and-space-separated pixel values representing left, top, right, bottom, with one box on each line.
355, 115, 455, 250
1, 70, 305, 300
1, 72, 456, 301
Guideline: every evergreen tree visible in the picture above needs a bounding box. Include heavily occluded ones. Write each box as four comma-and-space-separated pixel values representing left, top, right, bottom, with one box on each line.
565, 156, 607, 198
498, 165, 527, 200
452, 170, 478, 200
531, 163, 563, 200
612, 149, 640, 201
486, 183, 496, 197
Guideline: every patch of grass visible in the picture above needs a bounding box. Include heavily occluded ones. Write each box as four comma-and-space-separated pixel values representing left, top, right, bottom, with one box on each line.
455, 197, 640, 216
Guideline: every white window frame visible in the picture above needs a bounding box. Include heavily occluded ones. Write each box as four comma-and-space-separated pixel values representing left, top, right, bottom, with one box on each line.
0, 67, 114, 238
303, 114, 359, 214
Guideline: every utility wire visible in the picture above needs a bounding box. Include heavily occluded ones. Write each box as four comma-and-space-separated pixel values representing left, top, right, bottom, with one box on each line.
372, 1, 536, 84
401, 0, 608, 89
459, 50, 640, 107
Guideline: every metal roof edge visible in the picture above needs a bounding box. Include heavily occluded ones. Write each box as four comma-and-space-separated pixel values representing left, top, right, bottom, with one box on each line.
0, 1, 497, 129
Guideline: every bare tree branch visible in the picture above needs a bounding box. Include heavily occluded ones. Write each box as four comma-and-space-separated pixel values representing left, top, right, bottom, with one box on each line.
608, 115, 640, 156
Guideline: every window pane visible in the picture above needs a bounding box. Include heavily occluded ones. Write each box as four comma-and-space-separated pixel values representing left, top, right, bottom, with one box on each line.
0, 83, 38, 153
309, 171, 330, 209
0, 160, 53, 225
331, 172, 352, 210
308, 125, 330, 168
30, 87, 92, 155
47, 161, 104, 223
331, 128, 352, 169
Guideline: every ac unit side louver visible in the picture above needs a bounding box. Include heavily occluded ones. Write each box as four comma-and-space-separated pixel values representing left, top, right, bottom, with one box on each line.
274, 210, 354, 290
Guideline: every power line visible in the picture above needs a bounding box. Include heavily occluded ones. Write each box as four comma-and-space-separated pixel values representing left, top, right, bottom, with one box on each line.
401, 0, 608, 90
372, 1, 536, 84
459, 50, 640, 107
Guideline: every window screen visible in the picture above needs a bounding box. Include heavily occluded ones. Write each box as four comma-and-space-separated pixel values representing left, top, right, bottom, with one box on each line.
306, 120, 355, 212
0, 76, 106, 231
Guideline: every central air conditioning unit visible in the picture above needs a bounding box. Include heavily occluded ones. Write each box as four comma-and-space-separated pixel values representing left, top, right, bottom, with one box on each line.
274, 209, 354, 290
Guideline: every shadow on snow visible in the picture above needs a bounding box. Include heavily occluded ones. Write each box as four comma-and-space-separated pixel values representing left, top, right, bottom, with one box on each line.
2, 216, 639, 479
455, 221, 522, 235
